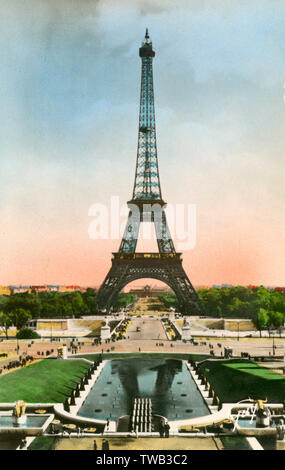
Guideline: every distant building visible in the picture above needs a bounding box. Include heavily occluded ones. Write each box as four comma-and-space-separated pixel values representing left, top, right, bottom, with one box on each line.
47, 285, 60, 292
274, 287, 285, 294
59, 285, 81, 292
30, 285, 49, 293
10, 286, 31, 294
7, 284, 84, 295
0, 286, 11, 295
28, 318, 68, 331
129, 284, 172, 298
212, 284, 233, 289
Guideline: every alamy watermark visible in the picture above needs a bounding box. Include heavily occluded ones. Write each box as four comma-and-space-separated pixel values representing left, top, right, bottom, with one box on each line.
88, 196, 197, 251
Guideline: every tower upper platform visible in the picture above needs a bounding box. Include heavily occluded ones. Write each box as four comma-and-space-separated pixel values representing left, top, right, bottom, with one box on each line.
139, 28, 155, 58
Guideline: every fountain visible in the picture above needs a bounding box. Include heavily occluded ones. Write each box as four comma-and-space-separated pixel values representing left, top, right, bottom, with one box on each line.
249, 398, 271, 427
130, 398, 153, 433
232, 398, 274, 430
13, 400, 27, 425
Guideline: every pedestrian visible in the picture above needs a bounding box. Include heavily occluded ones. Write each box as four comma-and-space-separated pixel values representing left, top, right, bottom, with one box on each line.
19, 438, 26, 449
106, 419, 110, 429
158, 421, 164, 438
93, 439, 97, 450
102, 438, 109, 450
164, 422, 170, 438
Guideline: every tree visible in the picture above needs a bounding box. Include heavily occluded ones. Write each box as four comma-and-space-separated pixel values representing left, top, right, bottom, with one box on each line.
70, 292, 86, 317
0, 311, 12, 339
0, 295, 9, 312
82, 288, 98, 315
6, 293, 40, 318
254, 308, 269, 337
256, 287, 271, 310
41, 301, 57, 318
8, 308, 32, 330
16, 327, 40, 339
197, 289, 223, 316
157, 293, 178, 310
268, 311, 284, 339
227, 297, 248, 318
112, 293, 137, 311
270, 291, 285, 314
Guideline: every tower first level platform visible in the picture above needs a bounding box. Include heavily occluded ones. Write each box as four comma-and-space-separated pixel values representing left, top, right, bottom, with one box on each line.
97, 252, 202, 315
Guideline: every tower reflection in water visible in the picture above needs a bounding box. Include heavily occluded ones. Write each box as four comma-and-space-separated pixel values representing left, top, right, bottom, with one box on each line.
78, 358, 209, 420
114, 359, 182, 416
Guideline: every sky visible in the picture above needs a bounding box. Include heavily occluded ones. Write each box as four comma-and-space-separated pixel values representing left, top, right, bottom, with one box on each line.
0, 0, 284, 288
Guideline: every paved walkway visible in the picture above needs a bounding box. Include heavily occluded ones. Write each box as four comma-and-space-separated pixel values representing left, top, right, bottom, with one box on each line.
53, 436, 222, 451
127, 317, 168, 341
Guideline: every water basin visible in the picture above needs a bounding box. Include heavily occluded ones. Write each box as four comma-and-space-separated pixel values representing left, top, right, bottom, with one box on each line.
0, 415, 49, 428
78, 358, 209, 421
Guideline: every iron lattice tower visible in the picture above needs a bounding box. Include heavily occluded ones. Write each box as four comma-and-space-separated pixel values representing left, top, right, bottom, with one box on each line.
97, 30, 203, 315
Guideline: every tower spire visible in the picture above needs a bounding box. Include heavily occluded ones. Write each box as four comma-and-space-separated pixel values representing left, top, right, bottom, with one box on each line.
133, 28, 160, 201
118, 34, 174, 254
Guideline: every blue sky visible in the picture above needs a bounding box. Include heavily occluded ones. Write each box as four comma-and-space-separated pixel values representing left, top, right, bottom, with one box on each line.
0, 0, 284, 286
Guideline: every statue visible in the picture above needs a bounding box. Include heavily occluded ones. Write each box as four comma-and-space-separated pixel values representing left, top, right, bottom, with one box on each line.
57, 346, 67, 359
101, 321, 111, 341
249, 398, 270, 427
181, 317, 192, 341
276, 419, 285, 441
183, 317, 190, 327
13, 400, 27, 425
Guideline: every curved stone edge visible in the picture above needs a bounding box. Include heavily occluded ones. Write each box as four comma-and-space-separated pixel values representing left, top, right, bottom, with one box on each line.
53, 403, 108, 428
169, 404, 233, 433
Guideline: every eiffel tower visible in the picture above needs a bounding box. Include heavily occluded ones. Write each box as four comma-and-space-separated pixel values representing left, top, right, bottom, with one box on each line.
97, 29, 202, 315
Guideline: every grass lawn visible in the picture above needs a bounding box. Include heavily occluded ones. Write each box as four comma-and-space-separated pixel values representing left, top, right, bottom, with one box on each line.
0, 359, 90, 403
220, 436, 252, 451
199, 359, 285, 403
29, 436, 57, 451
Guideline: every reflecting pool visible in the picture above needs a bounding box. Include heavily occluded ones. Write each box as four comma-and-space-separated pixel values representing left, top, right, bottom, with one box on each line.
0, 415, 48, 428
237, 417, 278, 428
78, 358, 209, 420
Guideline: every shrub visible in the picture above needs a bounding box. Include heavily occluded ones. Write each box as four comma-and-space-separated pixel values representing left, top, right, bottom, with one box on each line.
16, 328, 40, 339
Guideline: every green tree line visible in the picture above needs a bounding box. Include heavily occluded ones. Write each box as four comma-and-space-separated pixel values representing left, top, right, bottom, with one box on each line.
159, 286, 285, 333
0, 290, 136, 337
